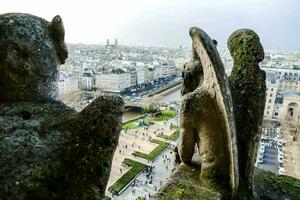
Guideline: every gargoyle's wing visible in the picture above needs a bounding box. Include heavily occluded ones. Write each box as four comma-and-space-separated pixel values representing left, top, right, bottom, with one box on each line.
189, 27, 239, 194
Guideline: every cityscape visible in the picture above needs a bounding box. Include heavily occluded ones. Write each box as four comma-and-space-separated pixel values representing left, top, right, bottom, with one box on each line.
58, 41, 300, 199
1, 1, 300, 200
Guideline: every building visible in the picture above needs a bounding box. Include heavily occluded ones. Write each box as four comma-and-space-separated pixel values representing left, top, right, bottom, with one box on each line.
278, 90, 300, 125
95, 68, 131, 93
58, 71, 79, 96
81, 70, 95, 90
136, 65, 146, 85
263, 67, 300, 123
106, 38, 118, 49
264, 72, 278, 119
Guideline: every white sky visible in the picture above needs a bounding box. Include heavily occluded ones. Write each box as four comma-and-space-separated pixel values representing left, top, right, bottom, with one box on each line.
1, 0, 300, 50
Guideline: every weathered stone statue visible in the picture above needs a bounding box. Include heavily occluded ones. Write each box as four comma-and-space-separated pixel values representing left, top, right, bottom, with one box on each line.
181, 48, 203, 96
181, 38, 220, 96
178, 27, 239, 197
152, 27, 300, 200
228, 29, 266, 199
0, 13, 124, 200
0, 13, 67, 102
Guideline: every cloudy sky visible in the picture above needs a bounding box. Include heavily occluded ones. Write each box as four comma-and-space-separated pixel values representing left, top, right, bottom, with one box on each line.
2, 0, 300, 50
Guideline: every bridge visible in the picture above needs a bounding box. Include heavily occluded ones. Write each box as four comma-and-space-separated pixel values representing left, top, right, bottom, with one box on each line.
124, 80, 182, 110
124, 101, 146, 109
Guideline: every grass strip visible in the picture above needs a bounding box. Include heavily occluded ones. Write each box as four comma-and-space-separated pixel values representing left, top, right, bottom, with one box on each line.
133, 139, 169, 161
109, 159, 146, 194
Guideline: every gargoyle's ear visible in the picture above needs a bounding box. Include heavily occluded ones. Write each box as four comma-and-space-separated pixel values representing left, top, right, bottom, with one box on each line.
212, 39, 218, 46
48, 15, 68, 64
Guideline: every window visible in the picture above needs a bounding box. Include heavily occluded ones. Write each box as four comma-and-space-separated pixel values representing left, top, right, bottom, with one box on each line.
275, 112, 278, 116
270, 93, 273, 97
271, 88, 274, 91
266, 111, 269, 114
269, 99, 272, 103
267, 106, 270, 109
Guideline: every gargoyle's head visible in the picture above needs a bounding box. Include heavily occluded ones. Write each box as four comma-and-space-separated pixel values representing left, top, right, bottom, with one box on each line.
227, 29, 264, 64
0, 13, 68, 102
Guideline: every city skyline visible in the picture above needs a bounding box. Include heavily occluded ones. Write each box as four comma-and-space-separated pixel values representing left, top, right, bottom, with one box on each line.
2, 0, 300, 50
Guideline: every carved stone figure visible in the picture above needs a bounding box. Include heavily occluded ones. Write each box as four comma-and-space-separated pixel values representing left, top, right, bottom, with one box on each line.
152, 27, 300, 200
228, 29, 266, 199
0, 13, 124, 200
181, 48, 203, 96
0, 13, 67, 102
179, 27, 239, 197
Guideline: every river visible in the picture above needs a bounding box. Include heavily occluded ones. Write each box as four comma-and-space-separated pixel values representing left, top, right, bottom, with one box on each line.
122, 86, 181, 122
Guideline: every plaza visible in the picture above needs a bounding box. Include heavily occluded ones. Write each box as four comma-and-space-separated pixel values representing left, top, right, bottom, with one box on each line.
105, 113, 180, 200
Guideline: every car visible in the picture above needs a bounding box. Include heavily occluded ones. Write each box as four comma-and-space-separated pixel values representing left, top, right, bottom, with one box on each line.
278, 156, 284, 163
279, 162, 284, 168
257, 156, 264, 164
278, 150, 284, 156
259, 148, 264, 155
279, 167, 285, 175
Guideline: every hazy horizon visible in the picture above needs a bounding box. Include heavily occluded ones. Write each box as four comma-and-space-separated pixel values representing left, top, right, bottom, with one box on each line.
2, 0, 300, 51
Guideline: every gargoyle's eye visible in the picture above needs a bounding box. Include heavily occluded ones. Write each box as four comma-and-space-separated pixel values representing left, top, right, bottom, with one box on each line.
24, 63, 31, 71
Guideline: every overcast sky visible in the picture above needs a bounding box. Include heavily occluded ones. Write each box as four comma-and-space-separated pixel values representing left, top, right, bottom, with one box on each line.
2, 0, 300, 50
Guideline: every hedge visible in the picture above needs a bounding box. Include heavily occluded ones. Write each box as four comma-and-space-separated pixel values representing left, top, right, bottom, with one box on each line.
122, 115, 146, 129
132, 139, 169, 161
152, 110, 176, 121
109, 159, 146, 195
157, 128, 180, 141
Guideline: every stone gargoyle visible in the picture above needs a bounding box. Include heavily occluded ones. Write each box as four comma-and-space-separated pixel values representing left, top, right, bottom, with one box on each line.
178, 27, 267, 199
228, 29, 266, 199
179, 27, 239, 198
0, 13, 124, 200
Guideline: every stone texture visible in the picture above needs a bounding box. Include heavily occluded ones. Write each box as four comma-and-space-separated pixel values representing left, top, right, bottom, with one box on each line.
152, 163, 223, 200
254, 169, 300, 200
228, 29, 266, 199
181, 48, 203, 96
0, 13, 124, 200
152, 165, 300, 200
178, 27, 239, 197
0, 13, 67, 102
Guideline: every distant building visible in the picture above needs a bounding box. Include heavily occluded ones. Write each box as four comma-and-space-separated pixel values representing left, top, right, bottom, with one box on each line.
106, 38, 118, 49
264, 72, 278, 119
58, 71, 79, 96
95, 68, 131, 92
278, 90, 300, 122
81, 70, 95, 90
263, 67, 300, 122
136, 65, 146, 85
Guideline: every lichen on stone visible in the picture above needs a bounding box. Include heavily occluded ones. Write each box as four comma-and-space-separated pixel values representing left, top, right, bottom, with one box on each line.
0, 13, 124, 200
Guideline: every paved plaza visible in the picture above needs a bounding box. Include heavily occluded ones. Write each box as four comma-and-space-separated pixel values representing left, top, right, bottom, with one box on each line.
105, 115, 179, 199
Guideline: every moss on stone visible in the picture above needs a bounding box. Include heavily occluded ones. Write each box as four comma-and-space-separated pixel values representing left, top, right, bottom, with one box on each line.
254, 169, 300, 200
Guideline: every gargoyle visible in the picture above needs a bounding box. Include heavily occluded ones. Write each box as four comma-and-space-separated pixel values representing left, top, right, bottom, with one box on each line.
179, 27, 239, 197
0, 13, 123, 200
228, 29, 266, 199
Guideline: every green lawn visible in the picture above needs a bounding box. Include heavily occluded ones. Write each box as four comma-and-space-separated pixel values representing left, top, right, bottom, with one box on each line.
157, 128, 180, 141
133, 139, 169, 161
102, 196, 111, 200
122, 120, 139, 129
122, 116, 146, 129
109, 159, 146, 195
152, 110, 177, 121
